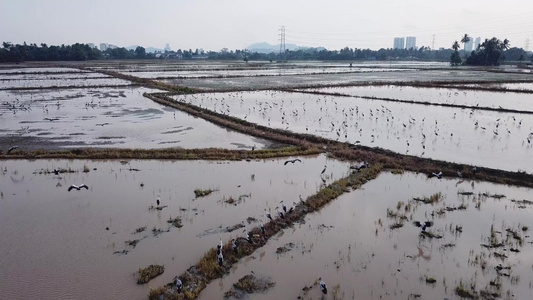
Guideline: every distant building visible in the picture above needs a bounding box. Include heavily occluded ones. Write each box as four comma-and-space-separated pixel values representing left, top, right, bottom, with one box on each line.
465, 38, 474, 52
100, 43, 107, 51
406, 36, 417, 50
87, 43, 95, 49
164, 43, 171, 52
393, 37, 405, 49
474, 37, 481, 50
108, 44, 118, 49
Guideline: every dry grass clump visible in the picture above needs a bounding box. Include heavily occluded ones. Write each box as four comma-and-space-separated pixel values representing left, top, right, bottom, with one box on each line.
455, 284, 477, 299
138, 264, 164, 284
224, 274, 275, 298
194, 189, 215, 198
413, 192, 442, 204
167, 217, 183, 228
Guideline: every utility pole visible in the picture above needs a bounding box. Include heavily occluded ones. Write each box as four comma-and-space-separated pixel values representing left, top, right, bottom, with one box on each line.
526, 39, 530, 52
278, 26, 286, 62
432, 34, 435, 50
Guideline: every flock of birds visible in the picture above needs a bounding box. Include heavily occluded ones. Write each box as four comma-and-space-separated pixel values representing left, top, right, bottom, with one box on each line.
175, 90, 532, 172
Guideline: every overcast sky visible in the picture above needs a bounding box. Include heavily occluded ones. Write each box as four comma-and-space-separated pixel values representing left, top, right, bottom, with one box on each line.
1, 0, 532, 51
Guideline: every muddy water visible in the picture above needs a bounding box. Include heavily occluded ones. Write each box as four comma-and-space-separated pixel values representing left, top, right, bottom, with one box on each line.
304, 85, 533, 112
200, 171, 533, 300
173, 90, 533, 172
0, 87, 273, 150
0, 155, 350, 299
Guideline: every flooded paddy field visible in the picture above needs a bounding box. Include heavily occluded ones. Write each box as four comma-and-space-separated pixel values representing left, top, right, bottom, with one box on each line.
83, 60, 445, 72
120, 67, 411, 80
0, 86, 273, 150
0, 68, 131, 89
161, 68, 533, 91
172, 90, 533, 172
2, 60, 533, 300
301, 85, 533, 112
199, 171, 533, 300
443, 82, 533, 92
0, 67, 91, 74
0, 155, 350, 299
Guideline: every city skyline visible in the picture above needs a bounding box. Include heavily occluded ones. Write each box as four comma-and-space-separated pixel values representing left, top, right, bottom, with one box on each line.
1, 0, 531, 51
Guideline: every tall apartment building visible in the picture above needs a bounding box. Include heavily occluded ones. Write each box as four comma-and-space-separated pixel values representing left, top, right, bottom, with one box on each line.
100, 43, 108, 51
393, 37, 405, 49
406, 36, 417, 50
474, 37, 481, 50
465, 39, 474, 52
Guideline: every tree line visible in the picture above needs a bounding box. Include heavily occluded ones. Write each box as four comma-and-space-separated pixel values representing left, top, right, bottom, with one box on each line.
1, 41, 530, 64
450, 35, 531, 66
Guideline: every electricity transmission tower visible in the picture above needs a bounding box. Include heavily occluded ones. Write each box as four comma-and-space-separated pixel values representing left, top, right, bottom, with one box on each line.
278, 26, 286, 61
526, 39, 530, 51
432, 34, 435, 50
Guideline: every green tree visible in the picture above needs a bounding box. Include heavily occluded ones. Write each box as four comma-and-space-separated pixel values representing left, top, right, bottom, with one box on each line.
465, 37, 509, 66
135, 46, 146, 59
450, 41, 462, 66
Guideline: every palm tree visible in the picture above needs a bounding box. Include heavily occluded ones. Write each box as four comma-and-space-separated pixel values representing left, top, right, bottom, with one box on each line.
452, 41, 460, 51
502, 39, 510, 51
460, 34, 471, 59
450, 41, 462, 66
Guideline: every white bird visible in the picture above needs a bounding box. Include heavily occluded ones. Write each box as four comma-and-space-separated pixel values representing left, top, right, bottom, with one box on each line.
275, 206, 285, 219
217, 236, 223, 255
156, 197, 160, 206
217, 251, 224, 266
319, 278, 327, 294
284, 158, 301, 165
243, 229, 253, 244
430, 172, 442, 179
176, 278, 183, 294
265, 208, 272, 221
260, 221, 265, 235
280, 200, 287, 213
413, 221, 434, 232
232, 239, 238, 254
288, 202, 296, 214
7, 146, 19, 154
68, 184, 89, 191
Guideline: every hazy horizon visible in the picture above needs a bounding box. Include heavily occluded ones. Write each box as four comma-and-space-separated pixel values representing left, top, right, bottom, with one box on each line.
1, 0, 531, 51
